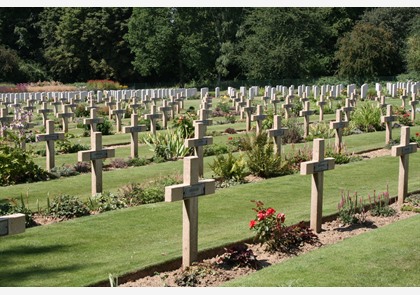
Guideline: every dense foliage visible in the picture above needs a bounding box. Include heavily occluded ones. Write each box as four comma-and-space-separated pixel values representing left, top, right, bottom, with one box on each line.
0, 7, 418, 85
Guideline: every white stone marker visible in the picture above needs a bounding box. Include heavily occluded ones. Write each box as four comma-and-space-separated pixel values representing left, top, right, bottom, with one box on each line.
251, 105, 267, 136
123, 113, 147, 158
282, 95, 294, 121
111, 101, 125, 133
268, 115, 288, 156
165, 156, 215, 269
37, 102, 53, 127
381, 105, 396, 145
144, 105, 162, 136
36, 120, 65, 171
361, 84, 368, 99
299, 101, 313, 138
300, 138, 335, 233
0, 213, 26, 236
391, 126, 418, 206
341, 98, 354, 122
242, 100, 255, 132
317, 95, 327, 122
78, 132, 115, 196
186, 121, 213, 177
410, 94, 418, 122
56, 104, 74, 133
329, 109, 348, 153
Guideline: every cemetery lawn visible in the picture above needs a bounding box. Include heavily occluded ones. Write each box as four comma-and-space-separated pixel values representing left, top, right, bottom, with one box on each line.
222, 213, 420, 287
0, 154, 419, 287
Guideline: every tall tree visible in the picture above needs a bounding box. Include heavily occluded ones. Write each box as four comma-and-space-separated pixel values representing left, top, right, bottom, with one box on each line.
236, 8, 329, 80
335, 22, 398, 83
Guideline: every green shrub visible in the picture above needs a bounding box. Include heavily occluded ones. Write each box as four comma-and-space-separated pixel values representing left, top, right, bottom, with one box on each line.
306, 122, 334, 141
88, 192, 127, 213
74, 103, 90, 117
143, 128, 192, 161
56, 139, 89, 154
216, 244, 259, 269
282, 118, 304, 144
171, 113, 197, 139
126, 157, 150, 167
0, 144, 49, 186
244, 132, 284, 178
337, 191, 366, 225
49, 164, 79, 178
97, 117, 113, 135
47, 194, 91, 219
350, 102, 383, 132
203, 143, 229, 156
209, 152, 247, 182
0, 195, 37, 228
368, 190, 396, 217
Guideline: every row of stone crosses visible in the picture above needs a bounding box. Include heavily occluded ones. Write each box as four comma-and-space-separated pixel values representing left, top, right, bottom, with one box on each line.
1, 83, 418, 268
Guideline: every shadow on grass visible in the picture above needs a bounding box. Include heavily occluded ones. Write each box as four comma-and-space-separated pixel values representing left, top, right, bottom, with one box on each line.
0, 243, 84, 287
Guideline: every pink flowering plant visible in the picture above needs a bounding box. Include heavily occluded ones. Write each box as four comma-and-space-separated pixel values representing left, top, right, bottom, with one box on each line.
249, 200, 319, 253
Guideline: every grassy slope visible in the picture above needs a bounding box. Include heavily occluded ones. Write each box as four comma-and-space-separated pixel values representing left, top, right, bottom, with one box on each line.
0, 154, 419, 286
223, 214, 420, 287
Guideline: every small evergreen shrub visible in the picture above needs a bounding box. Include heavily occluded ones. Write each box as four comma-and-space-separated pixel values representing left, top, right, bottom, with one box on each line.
216, 244, 259, 269
47, 194, 91, 219
209, 152, 247, 182
88, 192, 127, 213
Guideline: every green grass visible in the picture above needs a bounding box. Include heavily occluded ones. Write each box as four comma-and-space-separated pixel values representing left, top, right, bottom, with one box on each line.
222, 214, 420, 287
0, 154, 419, 286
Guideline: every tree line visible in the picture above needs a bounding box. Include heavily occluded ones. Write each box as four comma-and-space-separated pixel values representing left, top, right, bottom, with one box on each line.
0, 7, 419, 86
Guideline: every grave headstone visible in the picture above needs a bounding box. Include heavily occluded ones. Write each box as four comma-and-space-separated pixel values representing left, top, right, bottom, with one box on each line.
329, 109, 348, 153
165, 156, 215, 268
37, 102, 53, 127
144, 105, 162, 135
111, 101, 125, 133
242, 100, 255, 132
78, 132, 115, 196
391, 126, 418, 206
409, 94, 418, 122
381, 105, 396, 145
186, 122, 213, 177
84, 108, 104, 133
300, 138, 335, 233
299, 101, 313, 138
123, 114, 147, 158
251, 105, 267, 135
56, 104, 74, 133
341, 98, 354, 122
282, 95, 294, 121
268, 115, 288, 156
36, 120, 65, 171
361, 84, 368, 99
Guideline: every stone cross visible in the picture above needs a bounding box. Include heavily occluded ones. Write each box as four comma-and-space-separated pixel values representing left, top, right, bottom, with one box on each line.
0, 108, 12, 137
196, 108, 213, 127
36, 120, 65, 171
242, 100, 255, 132
105, 97, 116, 120
376, 95, 387, 111
299, 101, 313, 138
270, 93, 281, 115
56, 104, 74, 133
50, 97, 61, 116
130, 96, 141, 114
391, 126, 418, 206
251, 105, 267, 135
268, 115, 288, 156
186, 121, 213, 177
329, 109, 348, 153
175, 94, 184, 113
381, 105, 396, 145
123, 113, 147, 158
23, 98, 36, 121
300, 138, 335, 233
66, 97, 77, 114
144, 105, 162, 135
164, 156, 215, 269
78, 132, 115, 196
261, 95, 270, 110
400, 94, 407, 109
317, 95, 327, 122
84, 108, 103, 133
341, 98, 354, 122
410, 94, 418, 122
37, 102, 53, 127
159, 99, 172, 129
282, 95, 294, 120
111, 101, 125, 133
85, 97, 97, 111
168, 96, 178, 120
10, 99, 21, 120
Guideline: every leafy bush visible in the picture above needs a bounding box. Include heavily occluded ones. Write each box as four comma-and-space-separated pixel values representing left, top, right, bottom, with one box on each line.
97, 117, 113, 135
394, 106, 414, 126
350, 102, 383, 132
209, 152, 247, 182
282, 144, 312, 173
282, 118, 304, 144
0, 195, 37, 228
47, 194, 90, 219
86, 79, 125, 90
216, 244, 259, 269
56, 139, 89, 154
74, 103, 90, 117
171, 113, 197, 139
126, 157, 150, 167
49, 164, 79, 178
108, 158, 128, 169
244, 132, 284, 178
224, 127, 237, 134
249, 200, 319, 253
0, 144, 49, 186
203, 143, 229, 156
88, 192, 127, 213
368, 190, 396, 217
143, 128, 192, 161
337, 191, 366, 225
118, 175, 182, 205
73, 161, 91, 173
306, 122, 334, 141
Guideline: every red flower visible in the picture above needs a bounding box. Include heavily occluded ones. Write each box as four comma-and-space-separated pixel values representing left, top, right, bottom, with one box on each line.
416, 132, 419, 137
249, 220, 256, 228
228, 137, 233, 140
257, 211, 266, 221
266, 208, 276, 216
277, 213, 286, 223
